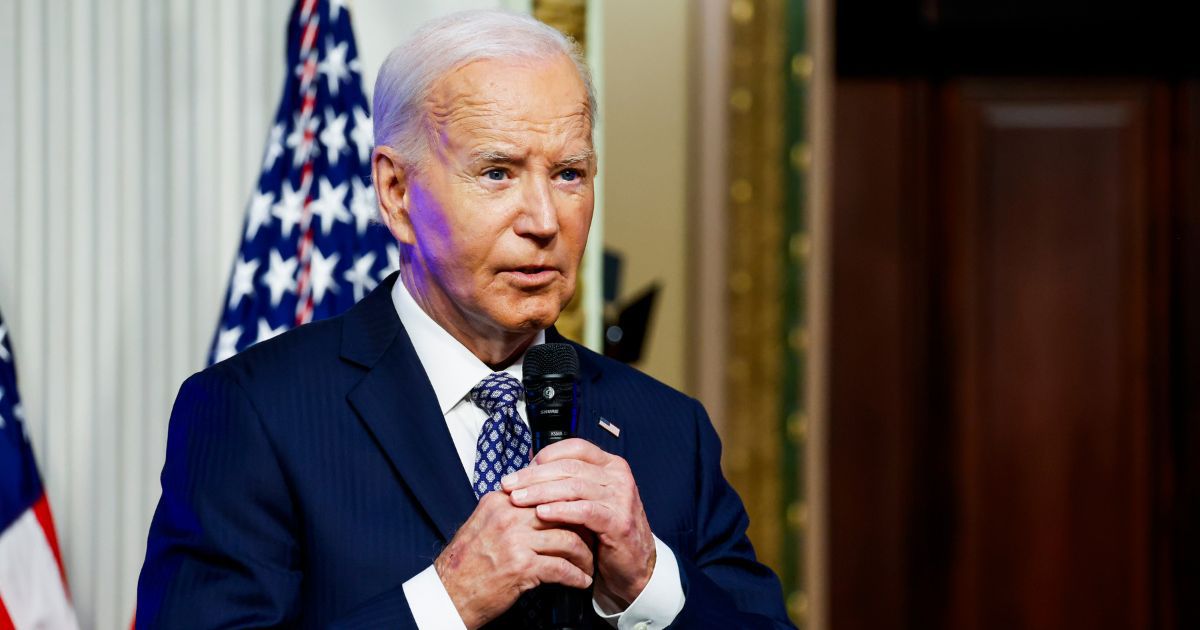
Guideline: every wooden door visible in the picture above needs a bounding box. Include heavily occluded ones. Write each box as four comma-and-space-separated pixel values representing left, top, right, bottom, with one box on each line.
939, 82, 1167, 630
830, 78, 1191, 630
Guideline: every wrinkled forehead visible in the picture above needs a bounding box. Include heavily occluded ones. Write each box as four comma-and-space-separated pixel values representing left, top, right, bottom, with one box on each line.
423, 55, 594, 157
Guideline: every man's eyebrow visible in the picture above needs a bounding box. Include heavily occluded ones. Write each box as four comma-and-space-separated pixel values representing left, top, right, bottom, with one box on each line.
467, 148, 595, 168
469, 149, 523, 164
553, 149, 595, 168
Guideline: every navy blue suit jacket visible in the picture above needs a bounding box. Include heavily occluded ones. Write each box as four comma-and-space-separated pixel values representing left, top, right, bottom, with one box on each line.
137, 274, 794, 628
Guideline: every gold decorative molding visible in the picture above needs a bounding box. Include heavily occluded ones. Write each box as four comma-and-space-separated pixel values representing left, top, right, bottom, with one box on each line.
533, 0, 588, 49
533, 0, 589, 343
725, 0, 787, 588
725, 0, 813, 626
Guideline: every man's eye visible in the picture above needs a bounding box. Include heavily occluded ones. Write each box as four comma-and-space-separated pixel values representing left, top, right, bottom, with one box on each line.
559, 169, 581, 182
484, 169, 507, 181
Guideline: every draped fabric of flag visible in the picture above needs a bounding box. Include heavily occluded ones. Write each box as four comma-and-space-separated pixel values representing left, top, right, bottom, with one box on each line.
0, 309, 79, 629
209, 0, 395, 365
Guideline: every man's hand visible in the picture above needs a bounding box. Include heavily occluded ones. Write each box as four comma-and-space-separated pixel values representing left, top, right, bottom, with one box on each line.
502, 438, 657, 608
434, 491, 595, 629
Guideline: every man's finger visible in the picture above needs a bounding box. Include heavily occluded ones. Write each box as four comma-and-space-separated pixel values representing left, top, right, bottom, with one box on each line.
501, 458, 609, 492
529, 528, 594, 573
510, 476, 611, 507
533, 555, 594, 590
535, 499, 618, 534
530, 437, 610, 466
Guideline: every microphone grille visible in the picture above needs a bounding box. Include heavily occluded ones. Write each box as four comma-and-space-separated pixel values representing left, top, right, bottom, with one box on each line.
524, 343, 580, 380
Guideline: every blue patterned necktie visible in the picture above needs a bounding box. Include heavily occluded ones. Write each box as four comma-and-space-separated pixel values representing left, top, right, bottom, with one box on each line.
470, 373, 562, 627
469, 372, 533, 498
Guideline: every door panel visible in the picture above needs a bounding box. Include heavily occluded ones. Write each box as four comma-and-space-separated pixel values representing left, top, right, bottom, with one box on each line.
829, 79, 1182, 630
941, 83, 1164, 630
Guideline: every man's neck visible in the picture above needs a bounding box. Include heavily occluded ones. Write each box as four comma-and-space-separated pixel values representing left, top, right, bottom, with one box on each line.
398, 267, 539, 370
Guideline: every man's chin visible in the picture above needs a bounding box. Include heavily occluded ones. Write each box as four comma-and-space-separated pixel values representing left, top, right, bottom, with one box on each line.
492, 297, 566, 333
504, 312, 560, 334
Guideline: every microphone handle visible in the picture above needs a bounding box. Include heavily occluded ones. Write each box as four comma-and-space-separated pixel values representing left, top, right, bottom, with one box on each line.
526, 376, 579, 453
524, 376, 589, 629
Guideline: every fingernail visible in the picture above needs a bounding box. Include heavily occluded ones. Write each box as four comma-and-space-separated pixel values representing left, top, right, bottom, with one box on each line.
536, 504, 553, 516
512, 489, 527, 502
501, 473, 517, 487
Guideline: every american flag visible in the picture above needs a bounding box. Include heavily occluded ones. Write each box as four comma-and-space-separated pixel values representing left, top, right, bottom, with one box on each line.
209, 0, 396, 365
0, 309, 79, 629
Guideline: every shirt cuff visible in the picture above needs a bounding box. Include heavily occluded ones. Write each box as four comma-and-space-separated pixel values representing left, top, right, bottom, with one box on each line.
592, 535, 686, 629
402, 564, 468, 630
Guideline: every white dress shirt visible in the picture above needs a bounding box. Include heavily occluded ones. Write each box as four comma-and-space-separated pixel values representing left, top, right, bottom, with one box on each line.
392, 279, 685, 629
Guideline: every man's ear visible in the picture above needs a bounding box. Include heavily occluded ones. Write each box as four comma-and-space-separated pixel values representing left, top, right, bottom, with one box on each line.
372, 145, 416, 245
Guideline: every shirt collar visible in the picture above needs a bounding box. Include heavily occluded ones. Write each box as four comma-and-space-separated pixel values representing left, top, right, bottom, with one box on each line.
391, 277, 545, 415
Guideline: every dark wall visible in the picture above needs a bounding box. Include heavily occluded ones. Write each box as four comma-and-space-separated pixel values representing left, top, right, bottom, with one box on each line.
837, 0, 1200, 77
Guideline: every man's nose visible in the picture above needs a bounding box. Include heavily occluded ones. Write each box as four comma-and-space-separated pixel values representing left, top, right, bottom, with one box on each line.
514, 176, 559, 241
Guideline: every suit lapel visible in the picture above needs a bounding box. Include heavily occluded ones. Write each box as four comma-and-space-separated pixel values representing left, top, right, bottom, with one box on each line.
342, 274, 477, 543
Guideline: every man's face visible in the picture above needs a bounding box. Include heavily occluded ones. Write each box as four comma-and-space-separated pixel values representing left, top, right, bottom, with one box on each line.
387, 54, 594, 343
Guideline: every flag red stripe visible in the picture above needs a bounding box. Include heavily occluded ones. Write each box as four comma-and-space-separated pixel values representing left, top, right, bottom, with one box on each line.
300, 0, 318, 27
0, 595, 15, 630
301, 21, 319, 54
31, 495, 70, 596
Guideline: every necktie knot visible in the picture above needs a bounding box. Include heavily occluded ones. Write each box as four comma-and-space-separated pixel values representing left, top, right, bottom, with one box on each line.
469, 372, 522, 414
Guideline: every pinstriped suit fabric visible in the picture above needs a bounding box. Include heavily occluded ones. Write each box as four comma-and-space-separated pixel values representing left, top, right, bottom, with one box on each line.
137, 273, 794, 629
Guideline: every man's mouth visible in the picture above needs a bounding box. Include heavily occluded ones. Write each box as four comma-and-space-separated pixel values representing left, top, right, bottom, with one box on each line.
505, 265, 558, 287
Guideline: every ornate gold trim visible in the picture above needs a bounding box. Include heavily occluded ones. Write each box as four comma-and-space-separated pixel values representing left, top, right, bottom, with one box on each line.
533, 0, 589, 342
533, 0, 588, 49
726, 0, 788, 583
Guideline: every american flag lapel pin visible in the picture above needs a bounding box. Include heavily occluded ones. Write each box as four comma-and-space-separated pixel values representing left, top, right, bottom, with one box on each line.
598, 417, 621, 438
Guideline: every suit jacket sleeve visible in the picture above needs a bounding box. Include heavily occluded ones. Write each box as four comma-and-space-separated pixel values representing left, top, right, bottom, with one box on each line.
136, 368, 419, 629
669, 398, 797, 629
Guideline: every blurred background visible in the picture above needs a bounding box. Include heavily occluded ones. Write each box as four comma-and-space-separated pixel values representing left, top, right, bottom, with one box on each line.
1, 0, 1198, 628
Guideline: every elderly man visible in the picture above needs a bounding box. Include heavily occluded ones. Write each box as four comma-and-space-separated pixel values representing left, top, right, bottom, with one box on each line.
138, 9, 792, 630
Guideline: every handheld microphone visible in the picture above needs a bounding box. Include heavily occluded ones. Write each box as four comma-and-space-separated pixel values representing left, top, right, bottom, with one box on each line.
524, 343, 581, 452
523, 343, 589, 629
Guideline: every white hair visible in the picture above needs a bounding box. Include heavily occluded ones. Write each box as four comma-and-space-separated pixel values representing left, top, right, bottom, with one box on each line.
373, 9, 596, 166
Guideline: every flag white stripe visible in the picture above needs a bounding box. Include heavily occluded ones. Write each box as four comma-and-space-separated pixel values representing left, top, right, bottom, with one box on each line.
0, 508, 79, 630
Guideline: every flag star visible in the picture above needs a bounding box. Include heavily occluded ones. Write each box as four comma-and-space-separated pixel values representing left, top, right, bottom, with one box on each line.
350, 177, 377, 236
330, 0, 347, 22
381, 243, 400, 281
13, 403, 27, 441
0, 387, 6, 428
262, 123, 285, 171
213, 325, 243, 363
285, 113, 301, 149
309, 248, 341, 305
344, 251, 378, 301
255, 318, 288, 346
272, 181, 306, 237
0, 324, 9, 362
228, 256, 262, 308
320, 108, 350, 166
351, 107, 373, 165
262, 249, 299, 307
319, 38, 351, 97
245, 190, 275, 240
286, 112, 321, 167
311, 177, 350, 236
